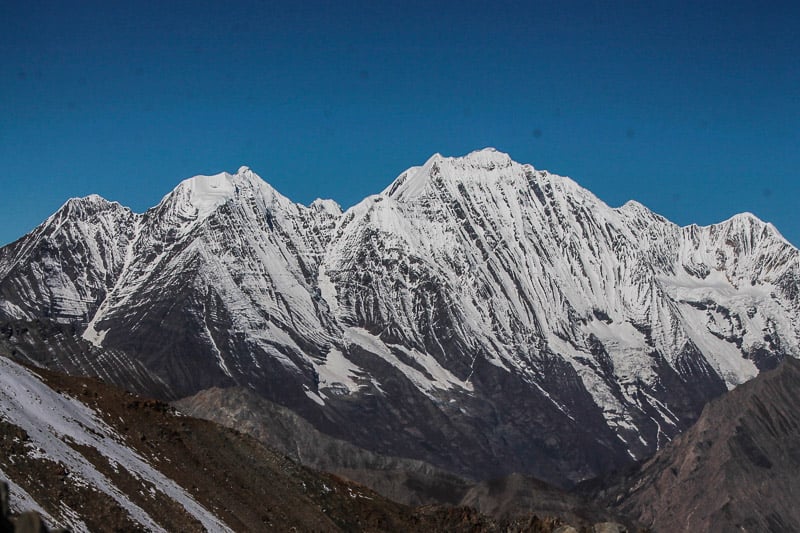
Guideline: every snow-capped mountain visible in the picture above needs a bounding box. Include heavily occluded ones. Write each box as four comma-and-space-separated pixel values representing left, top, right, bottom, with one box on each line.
2, 149, 798, 486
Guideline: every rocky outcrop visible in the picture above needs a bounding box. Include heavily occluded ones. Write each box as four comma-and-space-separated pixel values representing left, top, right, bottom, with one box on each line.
174, 386, 475, 507
1, 481, 66, 533
592, 357, 800, 532
1, 482, 11, 531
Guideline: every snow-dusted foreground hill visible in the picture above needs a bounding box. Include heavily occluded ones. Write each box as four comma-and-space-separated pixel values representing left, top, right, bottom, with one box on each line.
2, 148, 798, 486
0, 356, 228, 532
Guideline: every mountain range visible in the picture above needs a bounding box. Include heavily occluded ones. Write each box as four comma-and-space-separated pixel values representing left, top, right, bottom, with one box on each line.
1, 148, 798, 493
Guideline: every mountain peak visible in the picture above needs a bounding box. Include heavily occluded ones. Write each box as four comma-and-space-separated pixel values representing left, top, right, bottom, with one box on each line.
154, 166, 303, 237
172, 171, 238, 220
429, 147, 514, 171
2, 150, 800, 497
310, 198, 342, 217
725, 211, 764, 226
713, 211, 791, 247
234, 165, 266, 187
616, 199, 662, 221
461, 147, 513, 165
52, 194, 128, 223
383, 148, 519, 201
64, 193, 116, 208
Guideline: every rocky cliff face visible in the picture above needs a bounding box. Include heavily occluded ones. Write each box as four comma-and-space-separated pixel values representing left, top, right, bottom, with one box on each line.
594, 357, 800, 532
1, 149, 798, 487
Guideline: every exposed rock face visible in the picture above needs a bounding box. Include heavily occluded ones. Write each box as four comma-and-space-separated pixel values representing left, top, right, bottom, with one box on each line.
594, 357, 800, 532
11, 512, 51, 533
1, 481, 11, 530
174, 386, 475, 507
0, 320, 172, 398
0, 355, 631, 532
2, 150, 799, 487
460, 473, 609, 524
176, 386, 646, 530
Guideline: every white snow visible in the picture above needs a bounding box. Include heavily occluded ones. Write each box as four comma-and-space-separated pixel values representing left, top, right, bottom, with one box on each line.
5, 149, 800, 462
82, 217, 143, 347
177, 172, 237, 221
0, 356, 232, 532
310, 198, 343, 217
304, 388, 326, 406
312, 348, 364, 394
344, 327, 473, 395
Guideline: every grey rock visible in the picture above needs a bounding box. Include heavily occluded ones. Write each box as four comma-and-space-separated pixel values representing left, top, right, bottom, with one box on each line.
554, 526, 579, 533
1, 481, 9, 517
598, 357, 800, 532
1, 481, 11, 532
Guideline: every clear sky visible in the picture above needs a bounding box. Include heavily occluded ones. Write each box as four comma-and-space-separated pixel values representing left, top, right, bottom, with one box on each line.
1, 1, 798, 246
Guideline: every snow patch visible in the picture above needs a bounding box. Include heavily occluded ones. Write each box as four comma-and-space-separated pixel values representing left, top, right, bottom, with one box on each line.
304, 389, 326, 406
180, 172, 237, 220
312, 348, 363, 394
344, 328, 472, 395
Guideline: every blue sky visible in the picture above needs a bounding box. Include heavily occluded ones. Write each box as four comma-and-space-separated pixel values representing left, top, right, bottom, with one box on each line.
2, 0, 798, 245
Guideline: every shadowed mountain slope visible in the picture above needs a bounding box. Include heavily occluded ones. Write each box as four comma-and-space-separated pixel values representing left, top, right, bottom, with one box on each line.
593, 357, 800, 532
1, 354, 634, 532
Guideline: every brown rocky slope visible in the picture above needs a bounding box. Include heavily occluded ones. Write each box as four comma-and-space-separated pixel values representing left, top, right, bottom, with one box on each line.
175, 385, 637, 530
0, 354, 629, 531
592, 357, 800, 532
